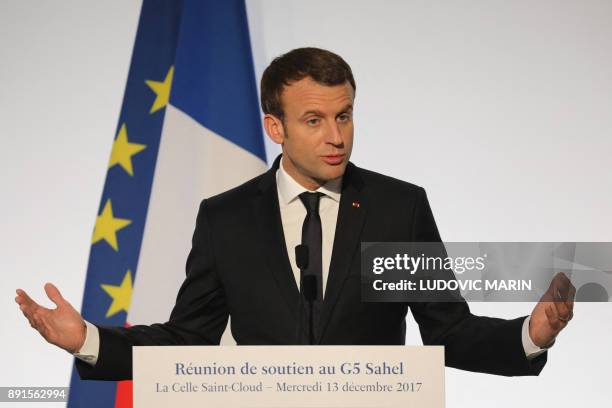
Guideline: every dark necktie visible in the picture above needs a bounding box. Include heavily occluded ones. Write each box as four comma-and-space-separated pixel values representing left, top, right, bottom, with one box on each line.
299, 191, 324, 342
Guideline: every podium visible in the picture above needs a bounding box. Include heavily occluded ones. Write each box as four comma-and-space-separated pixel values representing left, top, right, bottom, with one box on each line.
133, 345, 444, 407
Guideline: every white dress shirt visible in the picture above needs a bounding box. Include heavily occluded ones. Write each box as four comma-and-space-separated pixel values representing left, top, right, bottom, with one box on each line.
276, 157, 342, 295
75, 157, 547, 365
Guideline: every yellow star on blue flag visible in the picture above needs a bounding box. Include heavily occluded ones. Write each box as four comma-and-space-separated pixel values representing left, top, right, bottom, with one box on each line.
108, 124, 146, 176
101, 270, 133, 318
145, 66, 174, 113
92, 199, 132, 251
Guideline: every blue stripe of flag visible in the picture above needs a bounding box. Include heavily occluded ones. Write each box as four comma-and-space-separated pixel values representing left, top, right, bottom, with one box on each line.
68, 1, 183, 407
171, 0, 266, 162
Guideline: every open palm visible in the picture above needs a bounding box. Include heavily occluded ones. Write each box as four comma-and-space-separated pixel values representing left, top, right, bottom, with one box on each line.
15, 283, 86, 354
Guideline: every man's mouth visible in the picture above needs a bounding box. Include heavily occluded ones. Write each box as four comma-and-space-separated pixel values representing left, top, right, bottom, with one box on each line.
321, 154, 345, 165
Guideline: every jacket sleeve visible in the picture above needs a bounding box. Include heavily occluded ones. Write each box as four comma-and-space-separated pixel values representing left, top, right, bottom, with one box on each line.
408, 187, 547, 376
76, 199, 229, 381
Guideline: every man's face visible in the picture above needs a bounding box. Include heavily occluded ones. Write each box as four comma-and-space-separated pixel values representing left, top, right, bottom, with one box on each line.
266, 76, 354, 190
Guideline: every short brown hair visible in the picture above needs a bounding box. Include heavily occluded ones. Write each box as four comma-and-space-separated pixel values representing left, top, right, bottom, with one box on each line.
260, 47, 356, 119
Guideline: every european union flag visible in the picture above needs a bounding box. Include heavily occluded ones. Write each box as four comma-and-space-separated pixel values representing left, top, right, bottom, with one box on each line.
68, 1, 267, 406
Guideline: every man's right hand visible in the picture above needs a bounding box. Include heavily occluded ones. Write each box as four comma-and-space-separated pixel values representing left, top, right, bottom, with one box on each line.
15, 283, 86, 354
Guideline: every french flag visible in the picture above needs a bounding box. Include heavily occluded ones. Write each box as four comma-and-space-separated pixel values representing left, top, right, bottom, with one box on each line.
68, 1, 267, 406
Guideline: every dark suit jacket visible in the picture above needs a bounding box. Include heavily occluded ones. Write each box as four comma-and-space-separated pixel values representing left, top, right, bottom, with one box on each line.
77, 155, 546, 380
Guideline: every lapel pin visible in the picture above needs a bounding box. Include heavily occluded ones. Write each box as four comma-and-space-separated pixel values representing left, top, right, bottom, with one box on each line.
352, 201, 360, 208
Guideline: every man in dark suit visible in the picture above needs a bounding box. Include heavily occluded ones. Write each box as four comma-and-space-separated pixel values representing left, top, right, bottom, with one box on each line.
16, 47, 575, 381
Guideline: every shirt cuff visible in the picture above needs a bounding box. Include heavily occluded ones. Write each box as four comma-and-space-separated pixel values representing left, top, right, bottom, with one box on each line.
522, 315, 551, 360
73, 320, 99, 366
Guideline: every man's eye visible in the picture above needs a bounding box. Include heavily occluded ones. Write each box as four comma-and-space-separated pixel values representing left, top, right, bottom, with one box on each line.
337, 114, 351, 122
306, 118, 320, 126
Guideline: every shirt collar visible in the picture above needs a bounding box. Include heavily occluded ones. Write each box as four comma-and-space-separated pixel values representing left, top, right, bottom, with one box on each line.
276, 156, 342, 205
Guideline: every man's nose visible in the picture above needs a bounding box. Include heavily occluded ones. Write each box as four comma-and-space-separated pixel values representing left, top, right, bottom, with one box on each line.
326, 120, 344, 146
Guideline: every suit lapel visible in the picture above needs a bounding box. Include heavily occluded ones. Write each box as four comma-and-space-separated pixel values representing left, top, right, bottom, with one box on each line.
253, 156, 300, 319
318, 163, 367, 342
252, 157, 368, 335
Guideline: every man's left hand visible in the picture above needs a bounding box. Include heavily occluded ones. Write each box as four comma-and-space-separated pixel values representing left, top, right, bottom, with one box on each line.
529, 272, 576, 348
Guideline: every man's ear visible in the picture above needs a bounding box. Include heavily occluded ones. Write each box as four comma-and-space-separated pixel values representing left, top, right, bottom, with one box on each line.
263, 114, 285, 145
